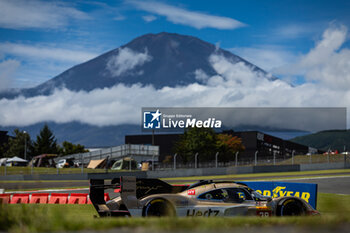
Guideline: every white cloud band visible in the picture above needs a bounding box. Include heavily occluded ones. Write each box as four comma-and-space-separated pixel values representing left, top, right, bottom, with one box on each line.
130, 1, 246, 30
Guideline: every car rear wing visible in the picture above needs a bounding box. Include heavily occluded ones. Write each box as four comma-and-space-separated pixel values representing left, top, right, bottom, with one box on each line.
89, 176, 188, 217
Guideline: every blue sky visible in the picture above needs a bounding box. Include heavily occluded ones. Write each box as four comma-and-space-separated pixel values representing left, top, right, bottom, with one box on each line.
1, 0, 349, 88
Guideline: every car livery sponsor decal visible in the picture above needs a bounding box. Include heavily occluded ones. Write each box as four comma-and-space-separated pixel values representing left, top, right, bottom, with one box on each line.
187, 189, 196, 195
186, 208, 220, 217
241, 181, 318, 209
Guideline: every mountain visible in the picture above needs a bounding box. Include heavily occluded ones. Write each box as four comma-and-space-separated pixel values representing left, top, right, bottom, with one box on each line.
1, 122, 140, 147
290, 130, 350, 151
0, 32, 277, 146
0, 32, 273, 99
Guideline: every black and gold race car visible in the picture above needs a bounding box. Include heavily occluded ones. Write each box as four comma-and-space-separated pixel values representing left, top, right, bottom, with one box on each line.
90, 176, 319, 217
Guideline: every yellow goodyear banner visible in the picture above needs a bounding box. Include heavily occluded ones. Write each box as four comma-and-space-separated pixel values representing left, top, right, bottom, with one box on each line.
240, 181, 318, 209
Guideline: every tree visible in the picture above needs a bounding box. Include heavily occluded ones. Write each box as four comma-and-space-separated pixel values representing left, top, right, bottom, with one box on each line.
59, 141, 88, 156
216, 134, 245, 162
174, 127, 218, 163
32, 124, 59, 155
2, 129, 32, 159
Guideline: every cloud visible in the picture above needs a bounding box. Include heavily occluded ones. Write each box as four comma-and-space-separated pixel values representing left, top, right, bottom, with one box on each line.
0, 42, 98, 63
0, 59, 20, 90
194, 69, 209, 82
273, 24, 317, 39
106, 47, 152, 77
130, 1, 246, 30
1, 25, 350, 128
230, 46, 297, 71
0, 0, 90, 30
113, 15, 126, 21
274, 24, 350, 89
0, 52, 347, 128
142, 15, 157, 22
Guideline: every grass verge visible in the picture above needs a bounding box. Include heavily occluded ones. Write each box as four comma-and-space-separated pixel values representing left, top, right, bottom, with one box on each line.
1, 193, 349, 233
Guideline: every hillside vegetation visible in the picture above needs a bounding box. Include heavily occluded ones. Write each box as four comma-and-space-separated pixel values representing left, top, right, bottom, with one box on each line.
291, 130, 350, 151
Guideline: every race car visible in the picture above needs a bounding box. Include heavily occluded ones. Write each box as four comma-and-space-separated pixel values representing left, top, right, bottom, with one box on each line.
89, 176, 319, 217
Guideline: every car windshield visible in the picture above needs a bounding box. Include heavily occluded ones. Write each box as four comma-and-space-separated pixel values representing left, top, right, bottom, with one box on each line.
198, 188, 253, 203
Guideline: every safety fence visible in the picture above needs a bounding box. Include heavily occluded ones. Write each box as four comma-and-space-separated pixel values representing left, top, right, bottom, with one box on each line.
157, 153, 350, 170
0, 192, 110, 204
1, 153, 349, 176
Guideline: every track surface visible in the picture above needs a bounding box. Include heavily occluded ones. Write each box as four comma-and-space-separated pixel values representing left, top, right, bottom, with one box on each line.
1, 171, 350, 195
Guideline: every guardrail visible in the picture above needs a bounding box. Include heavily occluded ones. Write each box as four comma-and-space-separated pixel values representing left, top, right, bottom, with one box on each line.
157, 153, 350, 170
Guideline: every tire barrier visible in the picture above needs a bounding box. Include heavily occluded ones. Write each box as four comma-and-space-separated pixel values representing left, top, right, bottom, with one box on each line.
0, 192, 110, 204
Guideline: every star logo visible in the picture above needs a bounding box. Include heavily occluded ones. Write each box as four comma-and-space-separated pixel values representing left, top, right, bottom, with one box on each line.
150, 109, 162, 122
143, 109, 162, 129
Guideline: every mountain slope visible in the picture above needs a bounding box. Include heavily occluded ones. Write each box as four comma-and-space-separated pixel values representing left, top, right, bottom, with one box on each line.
0, 32, 279, 147
290, 130, 350, 151
0, 32, 273, 99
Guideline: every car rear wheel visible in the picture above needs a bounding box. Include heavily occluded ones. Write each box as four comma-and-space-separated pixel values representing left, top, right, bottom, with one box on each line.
143, 198, 175, 217
277, 199, 306, 216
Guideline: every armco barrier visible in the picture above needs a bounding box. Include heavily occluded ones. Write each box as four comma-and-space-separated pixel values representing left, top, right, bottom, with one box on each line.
0, 194, 11, 204
300, 162, 349, 171
10, 193, 30, 204
48, 193, 69, 204
253, 165, 300, 173
68, 193, 88, 204
30, 193, 49, 204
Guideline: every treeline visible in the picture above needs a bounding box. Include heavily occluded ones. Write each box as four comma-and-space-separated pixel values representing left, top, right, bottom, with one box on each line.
0, 124, 87, 159
172, 127, 245, 163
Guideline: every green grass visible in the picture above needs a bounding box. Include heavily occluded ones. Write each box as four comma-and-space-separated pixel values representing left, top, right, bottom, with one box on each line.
278, 154, 348, 165
1, 193, 350, 233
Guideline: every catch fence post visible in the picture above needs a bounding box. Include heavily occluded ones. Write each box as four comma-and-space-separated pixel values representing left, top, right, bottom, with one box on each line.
215, 152, 219, 168
235, 152, 239, 167
81, 153, 84, 174
152, 153, 156, 171
292, 150, 295, 165
173, 153, 177, 170
195, 153, 198, 169
273, 151, 276, 165
254, 151, 258, 166
327, 149, 330, 164
309, 153, 311, 164
129, 156, 132, 171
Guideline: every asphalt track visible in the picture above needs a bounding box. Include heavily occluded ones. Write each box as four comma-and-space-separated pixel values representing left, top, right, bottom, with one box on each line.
1, 170, 350, 195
